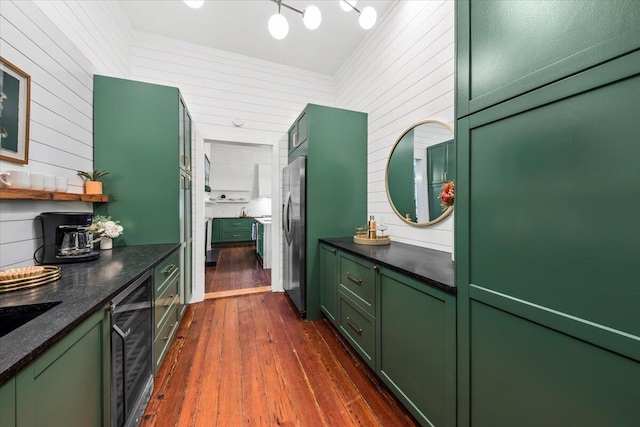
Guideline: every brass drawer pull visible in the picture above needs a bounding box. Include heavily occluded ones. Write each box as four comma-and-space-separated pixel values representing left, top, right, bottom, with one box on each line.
346, 273, 362, 285
163, 295, 175, 307
163, 323, 175, 340
232, 223, 241, 226
233, 234, 241, 237
346, 316, 363, 335
163, 264, 176, 275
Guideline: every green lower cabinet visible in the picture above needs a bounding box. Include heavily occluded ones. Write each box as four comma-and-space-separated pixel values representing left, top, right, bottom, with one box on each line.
212, 218, 253, 244
469, 300, 640, 426
15, 308, 110, 427
1, 378, 16, 426
319, 244, 338, 324
154, 248, 182, 373
378, 268, 456, 427
320, 245, 456, 426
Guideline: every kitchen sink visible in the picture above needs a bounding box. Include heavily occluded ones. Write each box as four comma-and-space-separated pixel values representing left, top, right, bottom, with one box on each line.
0, 301, 62, 338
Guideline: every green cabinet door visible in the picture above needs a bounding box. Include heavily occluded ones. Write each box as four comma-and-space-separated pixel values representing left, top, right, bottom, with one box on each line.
15, 308, 109, 427
0, 378, 16, 427
319, 243, 338, 324
211, 218, 222, 243
378, 268, 456, 427
457, 0, 640, 117
256, 222, 264, 259
94, 76, 181, 246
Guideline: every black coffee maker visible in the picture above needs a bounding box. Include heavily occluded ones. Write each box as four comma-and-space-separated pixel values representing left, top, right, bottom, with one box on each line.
38, 212, 100, 264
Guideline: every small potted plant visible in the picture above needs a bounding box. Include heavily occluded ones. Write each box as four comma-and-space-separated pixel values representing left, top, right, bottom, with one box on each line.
77, 170, 109, 195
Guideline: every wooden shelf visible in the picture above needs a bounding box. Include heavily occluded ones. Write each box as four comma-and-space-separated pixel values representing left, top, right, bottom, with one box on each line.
0, 188, 109, 202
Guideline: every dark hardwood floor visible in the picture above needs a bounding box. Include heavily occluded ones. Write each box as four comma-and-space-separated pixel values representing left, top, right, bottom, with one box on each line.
205, 245, 271, 293
141, 292, 419, 426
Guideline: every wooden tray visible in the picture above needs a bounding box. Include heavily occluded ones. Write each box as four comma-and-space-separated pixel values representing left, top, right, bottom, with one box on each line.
353, 235, 391, 246
0, 266, 61, 293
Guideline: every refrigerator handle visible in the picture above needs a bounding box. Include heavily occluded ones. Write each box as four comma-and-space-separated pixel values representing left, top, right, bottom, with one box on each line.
283, 192, 292, 245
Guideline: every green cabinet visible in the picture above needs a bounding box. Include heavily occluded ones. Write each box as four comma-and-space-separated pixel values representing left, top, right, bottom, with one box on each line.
456, 0, 640, 117
287, 104, 368, 320
255, 220, 264, 260
13, 308, 109, 427
0, 378, 15, 426
319, 244, 338, 324
94, 75, 193, 312
211, 218, 254, 244
288, 110, 308, 158
378, 267, 456, 427
153, 248, 181, 373
456, 2, 640, 426
320, 245, 456, 426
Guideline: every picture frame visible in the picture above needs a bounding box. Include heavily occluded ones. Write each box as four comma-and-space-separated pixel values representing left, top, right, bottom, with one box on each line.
0, 56, 31, 164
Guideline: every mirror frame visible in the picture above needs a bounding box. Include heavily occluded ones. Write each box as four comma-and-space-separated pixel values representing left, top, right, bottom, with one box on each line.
385, 119, 454, 227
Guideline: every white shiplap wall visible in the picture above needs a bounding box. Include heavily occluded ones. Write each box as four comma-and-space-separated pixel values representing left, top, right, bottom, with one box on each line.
335, 0, 455, 252
0, 0, 131, 269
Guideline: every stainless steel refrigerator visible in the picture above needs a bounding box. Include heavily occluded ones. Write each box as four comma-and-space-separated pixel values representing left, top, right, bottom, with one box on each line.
282, 156, 306, 317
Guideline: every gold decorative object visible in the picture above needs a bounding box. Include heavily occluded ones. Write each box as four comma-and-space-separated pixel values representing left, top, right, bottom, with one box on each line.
0, 265, 61, 293
353, 235, 391, 246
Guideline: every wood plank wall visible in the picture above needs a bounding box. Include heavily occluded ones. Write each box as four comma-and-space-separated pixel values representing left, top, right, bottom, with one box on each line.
0, 0, 131, 269
335, 0, 455, 251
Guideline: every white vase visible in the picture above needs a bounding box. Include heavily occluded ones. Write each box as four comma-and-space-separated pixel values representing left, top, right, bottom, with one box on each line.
100, 238, 113, 250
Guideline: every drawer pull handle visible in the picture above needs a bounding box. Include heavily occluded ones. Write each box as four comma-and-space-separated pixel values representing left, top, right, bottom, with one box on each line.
346, 316, 363, 335
233, 223, 241, 226
346, 273, 362, 285
373, 265, 379, 272
331, 249, 336, 254
163, 264, 176, 275
233, 234, 241, 237
163, 324, 175, 340
163, 295, 175, 307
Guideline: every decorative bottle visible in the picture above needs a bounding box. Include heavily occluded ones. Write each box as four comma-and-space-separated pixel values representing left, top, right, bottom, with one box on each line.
368, 215, 377, 239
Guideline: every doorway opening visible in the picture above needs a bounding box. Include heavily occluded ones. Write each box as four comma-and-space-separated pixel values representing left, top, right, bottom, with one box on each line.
203, 140, 277, 299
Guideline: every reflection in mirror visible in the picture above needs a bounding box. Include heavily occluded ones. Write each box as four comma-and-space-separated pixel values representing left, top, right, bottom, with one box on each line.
385, 120, 454, 226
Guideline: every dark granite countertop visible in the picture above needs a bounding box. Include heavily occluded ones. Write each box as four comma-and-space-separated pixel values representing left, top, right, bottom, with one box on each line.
319, 237, 455, 294
0, 244, 179, 385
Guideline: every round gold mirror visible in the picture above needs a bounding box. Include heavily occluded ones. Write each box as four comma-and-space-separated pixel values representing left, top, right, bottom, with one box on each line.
385, 119, 455, 226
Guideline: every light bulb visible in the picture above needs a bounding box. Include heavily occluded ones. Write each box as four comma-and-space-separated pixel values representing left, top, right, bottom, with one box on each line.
359, 6, 377, 29
303, 5, 322, 30
268, 13, 289, 40
183, 0, 204, 8
340, 0, 356, 12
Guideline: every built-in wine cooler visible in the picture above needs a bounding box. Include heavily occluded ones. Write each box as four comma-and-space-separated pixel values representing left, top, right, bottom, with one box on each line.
110, 271, 153, 427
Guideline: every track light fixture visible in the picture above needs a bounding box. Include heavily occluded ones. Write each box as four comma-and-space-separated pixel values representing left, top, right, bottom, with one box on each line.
268, 0, 322, 40
340, 0, 377, 30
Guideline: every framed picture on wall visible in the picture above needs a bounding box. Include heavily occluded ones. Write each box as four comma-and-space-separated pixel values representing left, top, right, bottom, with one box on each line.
0, 56, 31, 164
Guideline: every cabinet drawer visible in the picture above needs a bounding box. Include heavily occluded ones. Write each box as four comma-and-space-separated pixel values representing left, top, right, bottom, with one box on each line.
222, 230, 252, 242
221, 218, 252, 231
155, 274, 180, 334
339, 292, 375, 369
154, 250, 180, 293
340, 254, 376, 315
154, 304, 179, 371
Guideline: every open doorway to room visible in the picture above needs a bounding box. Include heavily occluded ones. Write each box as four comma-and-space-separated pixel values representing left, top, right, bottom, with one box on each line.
203, 140, 276, 299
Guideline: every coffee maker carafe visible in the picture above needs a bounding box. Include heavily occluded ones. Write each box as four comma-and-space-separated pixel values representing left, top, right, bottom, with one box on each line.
38, 212, 100, 264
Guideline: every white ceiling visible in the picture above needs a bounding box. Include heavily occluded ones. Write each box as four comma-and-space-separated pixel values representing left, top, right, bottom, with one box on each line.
119, 0, 395, 76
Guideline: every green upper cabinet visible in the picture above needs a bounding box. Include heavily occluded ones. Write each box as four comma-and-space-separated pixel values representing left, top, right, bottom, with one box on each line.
456, 0, 640, 117
288, 110, 308, 159
387, 129, 415, 222
94, 75, 186, 246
